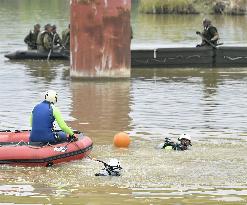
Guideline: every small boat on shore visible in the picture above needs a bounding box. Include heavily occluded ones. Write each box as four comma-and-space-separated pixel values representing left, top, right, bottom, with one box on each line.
0, 130, 93, 167
5, 46, 247, 68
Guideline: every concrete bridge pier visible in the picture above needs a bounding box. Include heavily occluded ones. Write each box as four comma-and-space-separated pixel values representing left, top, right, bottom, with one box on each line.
70, 0, 131, 79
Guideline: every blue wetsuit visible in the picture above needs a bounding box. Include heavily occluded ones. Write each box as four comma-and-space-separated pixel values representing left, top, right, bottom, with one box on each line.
30, 101, 73, 143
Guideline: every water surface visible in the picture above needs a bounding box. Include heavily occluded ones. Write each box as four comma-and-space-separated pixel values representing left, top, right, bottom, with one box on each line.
1, 0, 247, 204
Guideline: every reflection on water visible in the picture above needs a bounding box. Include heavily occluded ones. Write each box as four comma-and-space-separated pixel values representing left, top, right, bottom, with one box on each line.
70, 81, 131, 144
12, 60, 70, 83
131, 14, 247, 48
131, 68, 247, 141
201, 69, 219, 97
1, 0, 247, 204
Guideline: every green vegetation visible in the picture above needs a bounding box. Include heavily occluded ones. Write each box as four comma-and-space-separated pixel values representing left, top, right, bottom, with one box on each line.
139, 0, 198, 14
213, 0, 247, 15
139, 0, 247, 15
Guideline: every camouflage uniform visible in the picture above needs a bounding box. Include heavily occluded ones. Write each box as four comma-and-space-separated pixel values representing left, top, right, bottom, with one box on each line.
52, 32, 62, 46
62, 28, 70, 50
131, 26, 133, 39
51, 25, 62, 47
202, 26, 218, 46
24, 24, 40, 50
37, 31, 53, 52
198, 19, 219, 47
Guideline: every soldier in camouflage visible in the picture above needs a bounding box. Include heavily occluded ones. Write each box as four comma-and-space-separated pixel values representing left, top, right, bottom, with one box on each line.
51, 25, 62, 48
24, 24, 41, 50
62, 24, 70, 50
37, 24, 53, 52
197, 19, 219, 47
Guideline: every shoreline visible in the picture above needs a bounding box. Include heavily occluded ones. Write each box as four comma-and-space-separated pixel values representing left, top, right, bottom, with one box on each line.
139, 0, 247, 15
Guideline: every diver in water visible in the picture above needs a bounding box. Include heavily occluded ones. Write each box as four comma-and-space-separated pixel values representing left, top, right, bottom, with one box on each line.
95, 159, 122, 176
158, 134, 192, 151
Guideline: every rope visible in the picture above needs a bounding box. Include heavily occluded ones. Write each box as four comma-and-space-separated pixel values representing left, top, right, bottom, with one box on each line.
0, 130, 82, 134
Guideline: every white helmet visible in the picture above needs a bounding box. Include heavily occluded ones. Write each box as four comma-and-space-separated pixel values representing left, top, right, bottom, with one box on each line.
179, 133, 191, 141
108, 159, 122, 171
45, 90, 58, 104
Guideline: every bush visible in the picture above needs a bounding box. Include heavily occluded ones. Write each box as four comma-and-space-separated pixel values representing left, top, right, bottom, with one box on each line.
139, 0, 199, 14
139, 0, 247, 15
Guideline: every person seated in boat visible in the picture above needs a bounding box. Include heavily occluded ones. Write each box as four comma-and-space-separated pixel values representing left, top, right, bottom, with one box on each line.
36, 24, 53, 52
157, 134, 192, 151
196, 19, 219, 47
24, 24, 41, 50
131, 26, 133, 40
30, 90, 77, 144
62, 24, 70, 50
51, 25, 62, 49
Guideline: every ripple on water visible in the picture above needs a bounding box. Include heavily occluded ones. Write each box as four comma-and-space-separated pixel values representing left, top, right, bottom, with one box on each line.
1, 1, 247, 204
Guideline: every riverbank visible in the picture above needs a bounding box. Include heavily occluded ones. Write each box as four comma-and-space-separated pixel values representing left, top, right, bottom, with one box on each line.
139, 0, 247, 15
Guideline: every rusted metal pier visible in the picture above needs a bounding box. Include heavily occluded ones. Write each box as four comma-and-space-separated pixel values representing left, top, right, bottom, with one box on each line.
70, 0, 131, 79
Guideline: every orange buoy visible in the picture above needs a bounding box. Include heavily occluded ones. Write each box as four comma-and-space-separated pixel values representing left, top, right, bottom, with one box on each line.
113, 132, 130, 148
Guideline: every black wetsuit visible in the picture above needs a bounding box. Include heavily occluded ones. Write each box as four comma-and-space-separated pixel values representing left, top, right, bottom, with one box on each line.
162, 138, 190, 151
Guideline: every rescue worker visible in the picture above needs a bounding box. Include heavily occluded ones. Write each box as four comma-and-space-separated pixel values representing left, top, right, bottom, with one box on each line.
51, 25, 62, 47
62, 24, 70, 50
37, 24, 53, 52
196, 19, 219, 47
95, 159, 122, 176
30, 90, 76, 144
158, 134, 192, 151
24, 24, 41, 50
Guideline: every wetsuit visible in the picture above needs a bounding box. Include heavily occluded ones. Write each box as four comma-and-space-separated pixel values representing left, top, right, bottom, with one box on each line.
30, 101, 74, 143
162, 139, 190, 151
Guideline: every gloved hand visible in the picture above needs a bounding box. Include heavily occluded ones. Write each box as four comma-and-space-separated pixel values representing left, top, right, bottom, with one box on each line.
68, 134, 78, 142
196, 31, 201, 35
210, 39, 217, 44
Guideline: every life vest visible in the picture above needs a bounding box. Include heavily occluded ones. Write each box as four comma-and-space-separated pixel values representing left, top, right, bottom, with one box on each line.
30, 101, 56, 143
37, 31, 49, 47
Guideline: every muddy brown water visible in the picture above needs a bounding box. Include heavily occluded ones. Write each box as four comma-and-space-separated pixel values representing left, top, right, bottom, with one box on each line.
1, 0, 247, 204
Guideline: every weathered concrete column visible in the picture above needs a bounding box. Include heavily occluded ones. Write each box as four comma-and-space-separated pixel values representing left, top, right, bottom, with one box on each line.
70, 0, 131, 79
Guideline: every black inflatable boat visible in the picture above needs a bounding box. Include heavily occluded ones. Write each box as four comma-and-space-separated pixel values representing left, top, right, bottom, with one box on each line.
4, 50, 69, 60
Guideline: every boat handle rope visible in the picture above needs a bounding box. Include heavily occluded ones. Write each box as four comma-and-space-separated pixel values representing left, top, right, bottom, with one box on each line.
0, 129, 83, 134
0, 132, 82, 150
154, 49, 157, 59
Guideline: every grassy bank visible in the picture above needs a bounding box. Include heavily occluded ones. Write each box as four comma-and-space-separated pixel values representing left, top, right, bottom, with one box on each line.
139, 0, 199, 14
213, 0, 247, 15
139, 0, 247, 15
